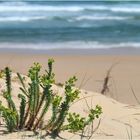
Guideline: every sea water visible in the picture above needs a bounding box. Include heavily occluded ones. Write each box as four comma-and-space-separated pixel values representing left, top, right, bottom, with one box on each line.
0, 1, 140, 50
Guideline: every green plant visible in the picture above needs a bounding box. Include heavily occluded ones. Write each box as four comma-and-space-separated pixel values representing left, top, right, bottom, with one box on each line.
25, 62, 42, 130
0, 59, 102, 138
0, 67, 18, 132
19, 59, 55, 131
0, 60, 55, 132
47, 76, 80, 136
63, 112, 86, 132
62, 105, 102, 133
18, 94, 26, 129
45, 77, 102, 137
0, 70, 4, 78
45, 95, 62, 130
0, 102, 17, 132
3, 67, 17, 112
32, 59, 55, 130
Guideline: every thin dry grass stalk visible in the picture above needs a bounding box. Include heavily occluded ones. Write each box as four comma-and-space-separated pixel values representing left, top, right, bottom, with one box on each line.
130, 85, 140, 104
126, 125, 133, 140
80, 96, 101, 140
101, 62, 118, 95
79, 73, 92, 89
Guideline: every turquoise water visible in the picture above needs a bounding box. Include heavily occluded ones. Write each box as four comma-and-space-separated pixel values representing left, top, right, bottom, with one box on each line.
0, 1, 140, 49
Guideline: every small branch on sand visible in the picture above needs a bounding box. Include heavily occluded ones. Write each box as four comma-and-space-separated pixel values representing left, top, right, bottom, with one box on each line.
101, 62, 118, 95
130, 85, 140, 104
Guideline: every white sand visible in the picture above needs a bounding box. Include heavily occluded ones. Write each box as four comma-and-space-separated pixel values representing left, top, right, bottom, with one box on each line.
0, 73, 140, 139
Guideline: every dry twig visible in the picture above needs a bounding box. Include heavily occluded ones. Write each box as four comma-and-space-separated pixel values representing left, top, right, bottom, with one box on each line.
101, 62, 118, 95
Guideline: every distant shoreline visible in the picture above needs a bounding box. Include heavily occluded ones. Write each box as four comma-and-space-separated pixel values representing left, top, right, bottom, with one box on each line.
0, 47, 140, 55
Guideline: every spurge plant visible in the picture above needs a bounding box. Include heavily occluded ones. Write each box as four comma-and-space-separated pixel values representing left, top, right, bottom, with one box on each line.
0, 59, 102, 137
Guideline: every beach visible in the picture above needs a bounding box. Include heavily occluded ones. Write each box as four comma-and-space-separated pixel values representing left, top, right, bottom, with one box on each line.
0, 1, 140, 139
0, 50, 140, 139
0, 50, 140, 105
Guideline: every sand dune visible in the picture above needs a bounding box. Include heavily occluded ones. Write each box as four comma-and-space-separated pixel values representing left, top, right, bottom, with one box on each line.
0, 73, 140, 139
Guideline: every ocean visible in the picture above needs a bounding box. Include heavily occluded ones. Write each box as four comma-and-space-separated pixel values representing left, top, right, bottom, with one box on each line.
0, 1, 140, 50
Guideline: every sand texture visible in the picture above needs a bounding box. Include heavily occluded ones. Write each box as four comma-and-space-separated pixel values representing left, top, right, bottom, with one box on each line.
0, 54, 140, 104
0, 71, 140, 139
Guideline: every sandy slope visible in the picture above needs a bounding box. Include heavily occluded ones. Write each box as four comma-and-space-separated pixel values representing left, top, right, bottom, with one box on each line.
0, 53, 140, 105
0, 73, 140, 140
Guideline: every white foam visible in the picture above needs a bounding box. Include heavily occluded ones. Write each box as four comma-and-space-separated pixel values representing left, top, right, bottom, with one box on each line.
0, 5, 83, 12
0, 42, 140, 50
0, 2, 139, 14
0, 2, 108, 12
111, 7, 140, 13
75, 16, 130, 21
0, 15, 132, 23
0, 16, 47, 22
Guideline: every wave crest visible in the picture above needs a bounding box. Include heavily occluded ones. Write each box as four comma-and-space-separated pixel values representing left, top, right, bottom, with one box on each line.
0, 16, 47, 22
0, 2, 139, 13
74, 16, 130, 21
